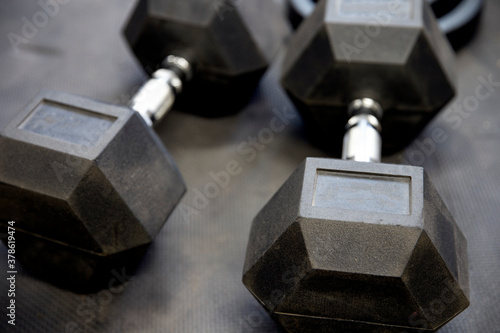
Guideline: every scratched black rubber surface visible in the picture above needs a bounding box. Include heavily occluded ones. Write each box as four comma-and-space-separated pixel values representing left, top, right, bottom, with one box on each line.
0, 1, 499, 332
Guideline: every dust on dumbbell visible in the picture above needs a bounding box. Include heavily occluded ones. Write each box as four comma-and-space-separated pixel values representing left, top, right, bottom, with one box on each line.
18, 102, 114, 182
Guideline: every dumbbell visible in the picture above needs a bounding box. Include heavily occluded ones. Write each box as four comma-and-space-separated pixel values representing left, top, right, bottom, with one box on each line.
243, 1, 469, 332
0, 0, 287, 291
283, 0, 478, 155
124, 0, 289, 116
287, 0, 483, 50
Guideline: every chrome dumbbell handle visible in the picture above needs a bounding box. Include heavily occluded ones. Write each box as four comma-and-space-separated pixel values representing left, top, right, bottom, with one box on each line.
342, 98, 383, 163
129, 55, 192, 127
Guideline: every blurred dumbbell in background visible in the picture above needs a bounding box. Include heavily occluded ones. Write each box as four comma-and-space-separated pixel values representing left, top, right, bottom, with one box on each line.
126, 0, 289, 116
285, 0, 483, 154
288, 0, 483, 50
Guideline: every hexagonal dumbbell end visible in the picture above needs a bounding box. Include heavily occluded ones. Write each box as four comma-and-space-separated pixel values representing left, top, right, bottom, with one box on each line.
0, 91, 185, 291
124, 0, 289, 116
243, 158, 469, 332
281, 0, 455, 154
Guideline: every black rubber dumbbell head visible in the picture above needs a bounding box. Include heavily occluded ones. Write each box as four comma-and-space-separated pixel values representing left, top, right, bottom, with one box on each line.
124, 0, 289, 116
0, 91, 185, 291
243, 158, 470, 332
281, 0, 456, 155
